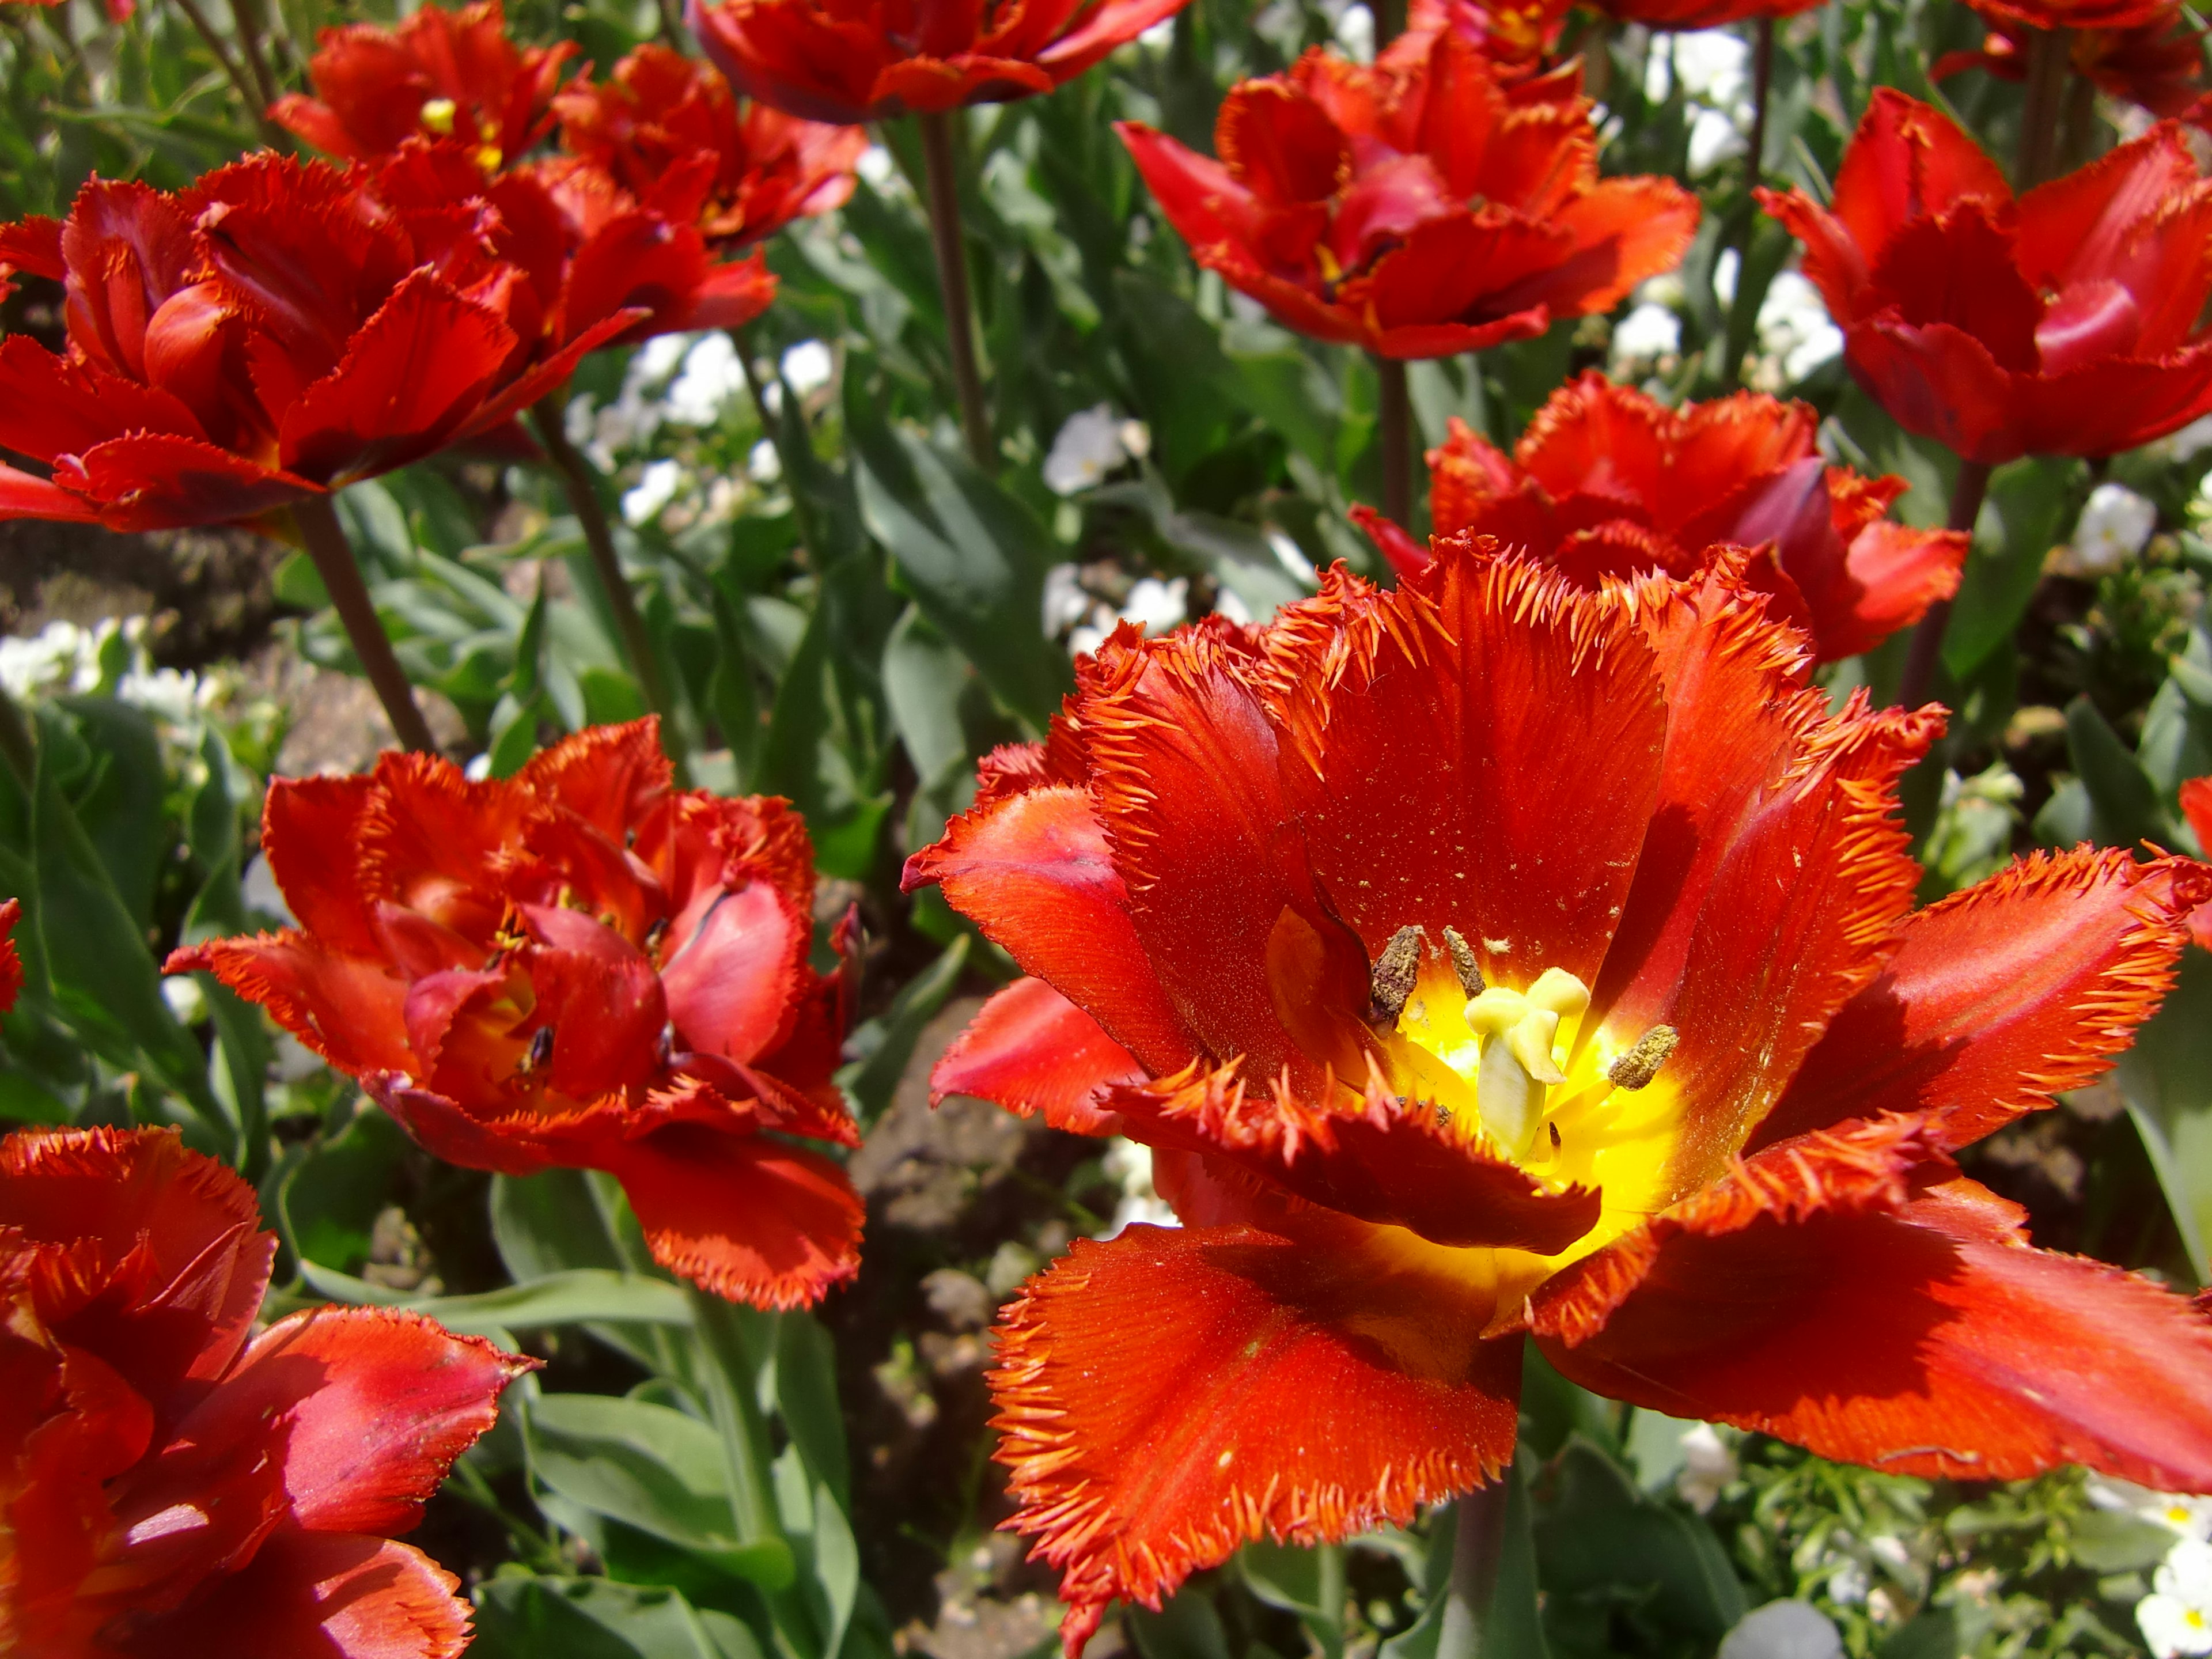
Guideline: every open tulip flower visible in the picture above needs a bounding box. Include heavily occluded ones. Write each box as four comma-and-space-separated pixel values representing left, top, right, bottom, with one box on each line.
1758, 89, 2212, 464
2187, 777, 2212, 948
553, 44, 866, 248
1116, 33, 1698, 360
0, 897, 18, 1014
169, 721, 865, 1309
1588, 0, 1821, 29
270, 0, 578, 169
1, 1124, 532, 1657
903, 537, 2212, 1654
1357, 372, 1968, 662
1400, 0, 1574, 85
688, 0, 1191, 124
0, 156, 645, 532
1933, 3, 2206, 119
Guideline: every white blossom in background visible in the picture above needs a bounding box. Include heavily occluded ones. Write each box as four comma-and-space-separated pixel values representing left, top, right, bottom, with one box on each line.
1610, 302, 1683, 377
1717, 1600, 1843, 1659
1139, 14, 1177, 47
1644, 31, 1752, 176
1214, 588, 1256, 625
2147, 412, 2212, 464
0, 619, 106, 699
1825, 1556, 1869, 1607
782, 339, 835, 396
748, 438, 782, 483
1332, 0, 1374, 60
1044, 404, 1149, 494
1268, 529, 1319, 586
1041, 563, 1093, 635
1674, 1423, 1738, 1513
1068, 575, 1189, 657
570, 331, 694, 468
0, 617, 222, 732
2061, 482, 2157, 576
1099, 1139, 1178, 1236
2143, 1538, 2212, 1657
2092, 1476, 2212, 1541
622, 457, 685, 526
665, 332, 748, 426
1752, 272, 1844, 388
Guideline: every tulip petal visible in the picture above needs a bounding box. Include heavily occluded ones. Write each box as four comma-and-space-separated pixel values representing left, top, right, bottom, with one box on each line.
258, 775, 385, 959
1536, 1164, 2212, 1490
1750, 849, 2211, 1153
2015, 121, 2203, 297
1828, 89, 2013, 268
1278, 544, 1667, 999
0, 335, 205, 465
2012, 343, 2212, 458
931, 976, 1144, 1135
143, 1531, 474, 1659
169, 931, 414, 1079
902, 784, 1198, 1077
869, 52, 1054, 113
657, 876, 804, 1066
1034, 0, 1192, 81
54, 433, 318, 531
0, 461, 101, 522
1808, 516, 1967, 662
160, 1305, 532, 1535
1843, 313, 2025, 464
994, 1218, 1522, 1655
603, 1124, 863, 1308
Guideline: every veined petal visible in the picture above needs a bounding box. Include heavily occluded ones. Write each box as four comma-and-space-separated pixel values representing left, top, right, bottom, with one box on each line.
127, 1530, 474, 1659
166, 931, 413, 1080
930, 976, 1143, 1136
600, 1125, 863, 1309
993, 1218, 1522, 1656
54, 434, 319, 532
1751, 849, 2211, 1153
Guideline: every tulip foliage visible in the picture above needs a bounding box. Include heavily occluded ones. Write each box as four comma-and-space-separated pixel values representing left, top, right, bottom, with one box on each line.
9, 0, 2212, 1657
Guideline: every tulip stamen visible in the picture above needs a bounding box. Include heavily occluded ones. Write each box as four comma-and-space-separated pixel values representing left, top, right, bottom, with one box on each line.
1607, 1026, 1679, 1091
1443, 926, 1483, 996
518, 1024, 555, 1076
419, 97, 458, 135
644, 916, 671, 958
1369, 923, 1426, 1027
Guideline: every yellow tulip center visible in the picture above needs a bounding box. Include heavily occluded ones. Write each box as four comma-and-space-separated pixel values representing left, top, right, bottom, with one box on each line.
419, 97, 459, 135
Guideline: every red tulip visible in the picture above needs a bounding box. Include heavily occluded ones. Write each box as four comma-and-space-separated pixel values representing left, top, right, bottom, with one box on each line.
1116, 35, 1698, 359
1933, 4, 2206, 119
689, 0, 1191, 124
169, 720, 865, 1309
0, 897, 18, 1014
1963, 0, 2171, 32
553, 44, 866, 247
1589, 0, 1820, 25
270, 0, 578, 168
904, 538, 2212, 1655
2187, 777, 2212, 949
1359, 372, 1967, 662
0, 1124, 532, 1657
1758, 89, 2212, 463
1399, 0, 1572, 84
0, 157, 641, 531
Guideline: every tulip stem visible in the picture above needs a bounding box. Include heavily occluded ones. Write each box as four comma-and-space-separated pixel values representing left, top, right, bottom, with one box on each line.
291, 495, 440, 753
1896, 459, 1994, 707
529, 399, 690, 782
1377, 355, 1414, 532
0, 681, 36, 786
916, 109, 995, 471
2015, 29, 2070, 191
1744, 16, 1775, 190
171, 0, 288, 147
1433, 1481, 1512, 1659
736, 330, 824, 566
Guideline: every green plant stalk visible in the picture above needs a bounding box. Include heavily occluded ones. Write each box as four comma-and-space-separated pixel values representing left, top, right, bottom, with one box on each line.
1744, 15, 1775, 192
1316, 1541, 1347, 1654
0, 681, 34, 785
225, 0, 285, 128
528, 399, 691, 782
736, 328, 825, 565
1377, 354, 1414, 531
915, 109, 995, 471
1433, 1480, 1512, 1659
291, 495, 439, 753
2015, 28, 2070, 191
1896, 458, 1995, 708
169, 0, 287, 146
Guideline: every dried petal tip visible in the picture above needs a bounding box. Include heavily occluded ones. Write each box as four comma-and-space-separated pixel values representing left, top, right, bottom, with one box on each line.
1370, 925, 1426, 1027
1443, 926, 1483, 997
1608, 1025, 1679, 1090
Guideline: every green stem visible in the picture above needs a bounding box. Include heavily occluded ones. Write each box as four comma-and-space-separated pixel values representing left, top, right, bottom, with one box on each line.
529, 399, 690, 782
2015, 28, 2070, 191
1896, 459, 1994, 708
915, 109, 994, 471
1744, 15, 1775, 191
0, 682, 35, 786
1377, 354, 1413, 531
736, 330, 825, 565
1316, 1541, 1348, 1656
1433, 1482, 1512, 1659
290, 495, 438, 752
170, 0, 287, 145
687, 1292, 786, 1546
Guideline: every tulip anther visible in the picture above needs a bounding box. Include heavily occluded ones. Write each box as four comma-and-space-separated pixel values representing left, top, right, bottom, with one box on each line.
1607, 1025, 1679, 1090
1443, 926, 1483, 996
520, 1025, 554, 1075
1369, 923, 1426, 1027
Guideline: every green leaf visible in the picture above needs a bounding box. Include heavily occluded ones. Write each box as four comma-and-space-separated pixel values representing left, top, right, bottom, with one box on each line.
1942, 457, 2076, 681
474, 1574, 764, 1659
1533, 1440, 1745, 1642
2063, 695, 2162, 850
710, 584, 765, 789
278, 1106, 406, 1272
840, 934, 969, 1127
528, 1393, 795, 1586
299, 1261, 695, 1334
1382, 1463, 1550, 1659
53, 697, 166, 930
2117, 949, 2212, 1285
849, 390, 1073, 730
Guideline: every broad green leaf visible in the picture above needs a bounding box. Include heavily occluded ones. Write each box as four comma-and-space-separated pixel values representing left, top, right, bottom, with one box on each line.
1533, 1440, 1744, 1641
474, 1573, 764, 1659
840, 934, 969, 1126
298, 1261, 694, 1334
2063, 695, 2162, 850
2117, 950, 2212, 1285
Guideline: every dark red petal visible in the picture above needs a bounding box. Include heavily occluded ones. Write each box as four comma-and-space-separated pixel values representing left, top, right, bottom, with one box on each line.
1808, 516, 1968, 662
516, 718, 673, 840
1215, 81, 1347, 204
1278, 542, 1666, 998
1104, 1058, 1601, 1253
1537, 1168, 2212, 1490
159, 1304, 532, 1535
52, 434, 319, 532
2009, 344, 2212, 459
166, 931, 412, 1080
257, 774, 385, 958
0, 334, 205, 465
1032, 0, 1191, 81
902, 784, 1198, 1077
2014, 120, 2202, 296
930, 976, 1143, 1136
659, 874, 806, 1065
0, 461, 102, 522
1752, 849, 2211, 1153
868, 52, 1054, 113
0, 896, 20, 1014
1843, 312, 2026, 467
601, 1124, 863, 1308
131, 1531, 474, 1659
1829, 89, 2014, 262
1867, 203, 2041, 372
993, 1218, 1522, 1655
368, 1075, 560, 1177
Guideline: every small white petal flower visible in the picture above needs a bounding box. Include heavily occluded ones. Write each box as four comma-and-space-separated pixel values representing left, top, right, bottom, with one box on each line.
621, 457, 685, 526
2066, 482, 2158, 576
1673, 1423, 1737, 1514
1718, 1600, 1843, 1659
1044, 404, 1134, 495
1610, 303, 1683, 373
1041, 563, 1093, 635
2142, 1594, 2212, 1659
782, 339, 835, 396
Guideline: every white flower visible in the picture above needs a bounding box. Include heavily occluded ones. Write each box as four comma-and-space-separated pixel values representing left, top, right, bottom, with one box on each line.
1826, 1560, 1869, 1606
782, 339, 835, 396
1718, 1600, 1843, 1659
2162, 1539, 2212, 1601
1120, 576, 1188, 635
1268, 530, 1317, 585
856, 144, 897, 188
1214, 588, 1255, 625
2065, 482, 2157, 576
1139, 14, 1177, 47
1332, 1, 1374, 61
2146, 412, 2212, 464
665, 332, 749, 426
1754, 272, 1844, 387
1674, 1423, 1737, 1513
1098, 1138, 1179, 1237
621, 457, 685, 526
1610, 302, 1683, 374
1041, 563, 1093, 635
748, 438, 782, 483
1044, 404, 1138, 494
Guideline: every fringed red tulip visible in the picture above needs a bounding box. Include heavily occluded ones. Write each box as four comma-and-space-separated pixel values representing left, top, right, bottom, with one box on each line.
0, 897, 18, 1014
169, 719, 864, 1309
0, 158, 641, 531
0, 1125, 532, 1657
1758, 89, 2212, 463
1588, 0, 1819, 25
1360, 372, 1967, 662
1400, 0, 1573, 85
2187, 777, 2212, 949
688, 0, 1192, 124
1116, 33, 1698, 359
270, 0, 577, 168
904, 537, 2212, 1656
1934, 3, 2206, 118
552, 44, 866, 248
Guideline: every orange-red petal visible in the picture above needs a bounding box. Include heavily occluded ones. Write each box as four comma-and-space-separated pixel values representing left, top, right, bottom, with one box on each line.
929, 976, 1143, 1136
